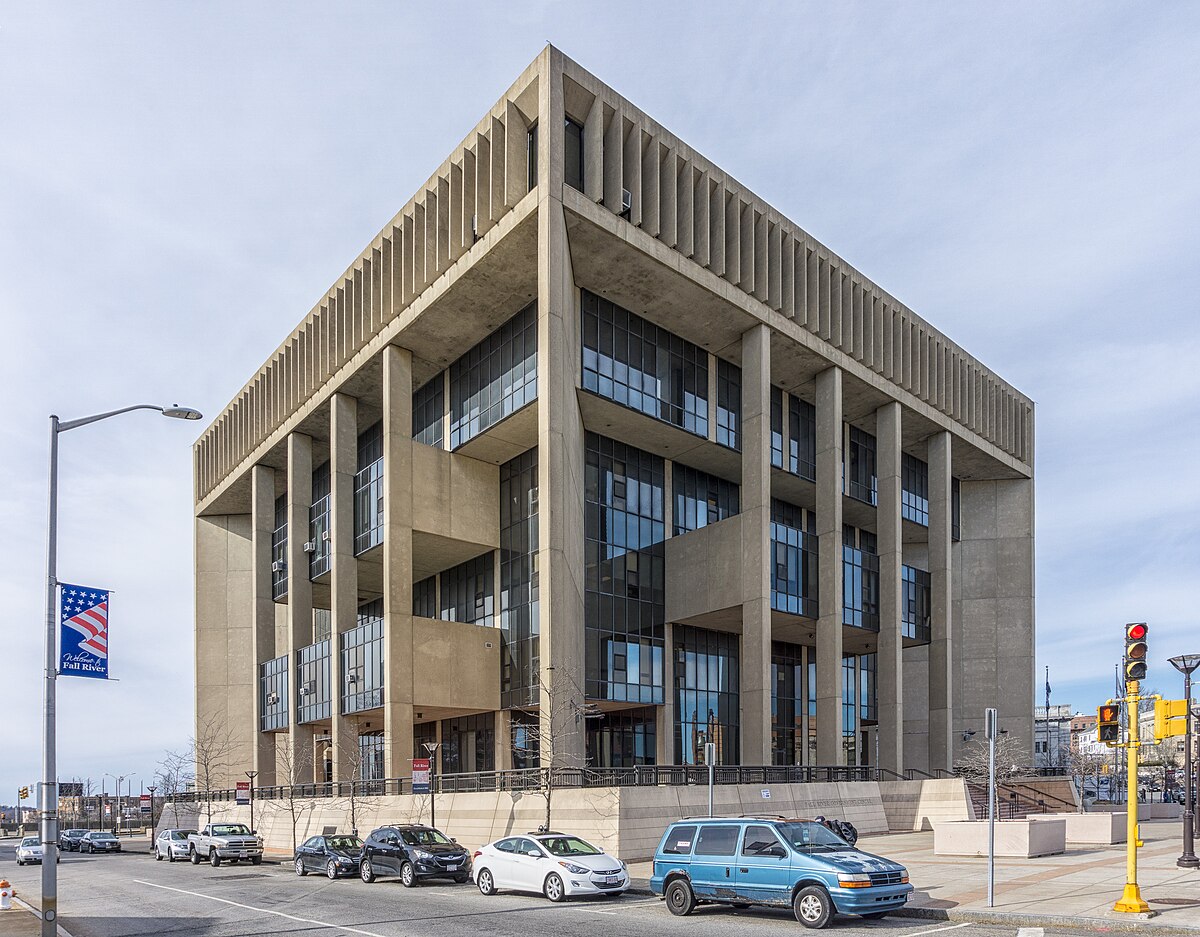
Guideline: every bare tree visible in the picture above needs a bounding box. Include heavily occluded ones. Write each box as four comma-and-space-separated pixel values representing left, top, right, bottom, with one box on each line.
514, 664, 597, 833
191, 714, 240, 825
1066, 745, 1108, 811
155, 749, 194, 828
955, 733, 1032, 788
328, 736, 382, 837
271, 740, 317, 856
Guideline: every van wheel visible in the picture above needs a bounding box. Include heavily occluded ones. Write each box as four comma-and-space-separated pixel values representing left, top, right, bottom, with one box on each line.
665, 879, 696, 916
793, 885, 833, 928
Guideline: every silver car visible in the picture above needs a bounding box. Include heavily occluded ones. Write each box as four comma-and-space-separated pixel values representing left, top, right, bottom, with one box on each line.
155, 828, 197, 862
16, 835, 56, 865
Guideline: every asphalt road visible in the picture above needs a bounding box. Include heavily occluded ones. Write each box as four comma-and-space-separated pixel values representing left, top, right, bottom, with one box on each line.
0, 840, 1104, 937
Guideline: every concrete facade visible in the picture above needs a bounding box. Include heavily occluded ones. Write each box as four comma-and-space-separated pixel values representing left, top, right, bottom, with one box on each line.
193, 47, 1035, 792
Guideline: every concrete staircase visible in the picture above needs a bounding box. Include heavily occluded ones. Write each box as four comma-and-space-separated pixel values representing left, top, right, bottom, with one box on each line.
967, 782, 1043, 820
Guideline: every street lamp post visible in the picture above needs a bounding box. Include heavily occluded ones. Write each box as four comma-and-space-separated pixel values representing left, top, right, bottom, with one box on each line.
245, 771, 259, 833
104, 773, 134, 836
146, 785, 157, 843
1169, 654, 1200, 869
40, 403, 202, 936
423, 742, 442, 830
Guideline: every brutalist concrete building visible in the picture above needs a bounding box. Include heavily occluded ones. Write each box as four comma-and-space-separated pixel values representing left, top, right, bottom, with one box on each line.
193, 47, 1035, 790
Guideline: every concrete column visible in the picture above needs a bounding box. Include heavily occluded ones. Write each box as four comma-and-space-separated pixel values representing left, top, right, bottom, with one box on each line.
815, 367, 844, 764
657, 620, 675, 764
286, 433, 315, 783
740, 322, 772, 764
251, 466, 278, 784
330, 393, 359, 781
536, 49, 588, 769
928, 431, 954, 772
495, 709, 513, 771
875, 402, 904, 773
382, 345, 415, 779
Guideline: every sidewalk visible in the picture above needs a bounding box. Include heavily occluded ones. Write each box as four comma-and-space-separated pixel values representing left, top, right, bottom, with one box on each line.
626, 818, 1200, 932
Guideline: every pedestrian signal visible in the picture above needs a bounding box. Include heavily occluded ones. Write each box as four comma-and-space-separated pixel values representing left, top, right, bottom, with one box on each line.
1098, 704, 1120, 744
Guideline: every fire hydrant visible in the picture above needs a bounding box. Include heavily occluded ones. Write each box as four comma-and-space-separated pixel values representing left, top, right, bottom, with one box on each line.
0, 879, 13, 911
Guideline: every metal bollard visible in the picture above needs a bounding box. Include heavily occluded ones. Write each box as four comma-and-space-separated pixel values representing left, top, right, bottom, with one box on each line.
0, 878, 13, 911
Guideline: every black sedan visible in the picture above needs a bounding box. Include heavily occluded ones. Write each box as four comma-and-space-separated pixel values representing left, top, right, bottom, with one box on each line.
59, 829, 87, 852
79, 831, 122, 853
360, 824, 471, 886
294, 834, 364, 879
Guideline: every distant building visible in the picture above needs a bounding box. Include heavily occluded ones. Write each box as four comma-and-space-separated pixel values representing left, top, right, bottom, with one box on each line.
1034, 704, 1073, 768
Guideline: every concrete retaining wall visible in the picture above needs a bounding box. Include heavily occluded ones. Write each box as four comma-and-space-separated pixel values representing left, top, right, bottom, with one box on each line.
161, 778, 968, 859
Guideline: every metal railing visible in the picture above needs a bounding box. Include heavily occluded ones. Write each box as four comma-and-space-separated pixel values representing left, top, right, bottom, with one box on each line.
172, 763, 897, 805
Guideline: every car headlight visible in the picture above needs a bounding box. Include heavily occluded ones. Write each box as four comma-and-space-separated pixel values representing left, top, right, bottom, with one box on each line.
619, 859, 627, 870
837, 873, 873, 888
413, 849, 434, 860
558, 861, 590, 875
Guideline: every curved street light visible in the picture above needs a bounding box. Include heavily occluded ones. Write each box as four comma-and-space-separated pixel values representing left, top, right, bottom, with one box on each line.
40, 403, 201, 936
1169, 654, 1200, 869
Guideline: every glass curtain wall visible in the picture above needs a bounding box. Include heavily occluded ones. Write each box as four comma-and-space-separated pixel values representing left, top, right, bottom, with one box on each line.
439, 554, 495, 627
771, 641, 805, 765
500, 448, 539, 709
358, 732, 385, 782
309, 462, 331, 578
296, 639, 332, 723
842, 526, 879, 631
715, 359, 741, 451
354, 422, 384, 554
271, 494, 287, 599
341, 599, 384, 713
674, 625, 740, 765
586, 709, 657, 767
510, 711, 540, 769
260, 655, 288, 731
672, 463, 739, 535
449, 303, 537, 449
413, 376, 444, 448
412, 577, 436, 618
441, 713, 495, 774
902, 566, 932, 642
584, 434, 665, 709
846, 426, 878, 505
901, 453, 929, 525
770, 500, 818, 618
581, 291, 708, 436
788, 397, 816, 481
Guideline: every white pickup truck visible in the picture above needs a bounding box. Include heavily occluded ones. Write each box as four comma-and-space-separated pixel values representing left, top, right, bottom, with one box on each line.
188, 823, 263, 867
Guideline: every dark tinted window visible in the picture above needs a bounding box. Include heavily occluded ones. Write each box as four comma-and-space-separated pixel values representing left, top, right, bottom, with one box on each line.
564, 118, 584, 191
303, 836, 322, 849
694, 824, 740, 856
741, 825, 782, 856
495, 838, 518, 853
662, 824, 697, 855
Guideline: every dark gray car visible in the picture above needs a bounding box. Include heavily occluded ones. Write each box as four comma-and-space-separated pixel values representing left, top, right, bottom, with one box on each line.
360, 824, 471, 886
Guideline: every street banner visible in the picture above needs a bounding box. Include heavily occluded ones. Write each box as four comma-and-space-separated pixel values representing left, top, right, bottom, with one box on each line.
59, 583, 111, 679
140, 794, 152, 815
235, 782, 250, 805
412, 758, 431, 795
104, 802, 111, 817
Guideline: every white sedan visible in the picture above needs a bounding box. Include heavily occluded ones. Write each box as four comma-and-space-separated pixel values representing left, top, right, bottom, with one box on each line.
473, 832, 629, 902
16, 836, 55, 865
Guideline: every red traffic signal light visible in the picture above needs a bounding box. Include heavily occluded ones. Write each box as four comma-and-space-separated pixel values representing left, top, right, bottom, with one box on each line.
1124, 622, 1148, 682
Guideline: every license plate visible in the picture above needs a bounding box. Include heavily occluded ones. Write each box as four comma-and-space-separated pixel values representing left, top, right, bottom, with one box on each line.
447, 864, 458, 871
238, 852, 248, 858
605, 876, 619, 885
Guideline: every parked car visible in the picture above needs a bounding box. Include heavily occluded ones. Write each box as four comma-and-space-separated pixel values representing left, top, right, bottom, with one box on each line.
294, 834, 365, 879
80, 831, 122, 854
473, 831, 628, 902
188, 823, 263, 867
360, 824, 472, 886
16, 836, 56, 865
59, 829, 87, 852
650, 817, 912, 928
155, 829, 198, 862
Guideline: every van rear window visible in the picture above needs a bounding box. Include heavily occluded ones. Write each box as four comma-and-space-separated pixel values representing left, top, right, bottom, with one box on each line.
662, 825, 697, 855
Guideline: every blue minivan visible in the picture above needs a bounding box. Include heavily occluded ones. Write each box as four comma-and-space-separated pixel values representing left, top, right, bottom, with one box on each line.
650, 817, 912, 928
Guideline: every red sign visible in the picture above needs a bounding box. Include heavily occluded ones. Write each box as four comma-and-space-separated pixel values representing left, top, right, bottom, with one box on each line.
140, 794, 152, 815
235, 781, 251, 806
412, 758, 431, 794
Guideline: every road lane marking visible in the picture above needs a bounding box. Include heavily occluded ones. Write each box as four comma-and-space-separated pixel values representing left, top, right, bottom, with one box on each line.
899, 923, 971, 937
1017, 930, 1044, 937
134, 880, 389, 936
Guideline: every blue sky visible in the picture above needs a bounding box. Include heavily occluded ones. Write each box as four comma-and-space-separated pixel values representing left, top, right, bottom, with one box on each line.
1, 2, 1197, 799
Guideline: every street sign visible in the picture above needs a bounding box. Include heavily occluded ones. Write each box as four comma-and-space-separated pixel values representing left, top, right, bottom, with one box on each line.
412, 758, 431, 795
140, 794, 152, 815
235, 782, 250, 806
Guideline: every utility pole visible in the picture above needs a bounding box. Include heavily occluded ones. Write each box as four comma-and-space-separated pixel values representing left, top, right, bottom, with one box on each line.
985, 708, 998, 908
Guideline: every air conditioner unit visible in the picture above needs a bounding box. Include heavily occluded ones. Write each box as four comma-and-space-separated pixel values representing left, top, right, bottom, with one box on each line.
347, 674, 358, 685
298, 686, 309, 697
266, 692, 279, 705
620, 188, 632, 218
321, 530, 331, 542
302, 541, 316, 553
271, 560, 286, 573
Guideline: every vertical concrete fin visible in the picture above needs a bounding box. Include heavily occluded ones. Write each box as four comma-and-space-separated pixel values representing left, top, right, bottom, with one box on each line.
815, 366, 844, 764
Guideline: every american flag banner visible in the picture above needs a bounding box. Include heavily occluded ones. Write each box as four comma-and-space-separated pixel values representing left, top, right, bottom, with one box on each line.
59, 583, 110, 679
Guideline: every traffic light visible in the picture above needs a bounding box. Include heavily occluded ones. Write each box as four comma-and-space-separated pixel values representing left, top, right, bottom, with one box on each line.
1124, 622, 1148, 682
1098, 703, 1120, 743
1154, 698, 1188, 741
18, 786, 29, 800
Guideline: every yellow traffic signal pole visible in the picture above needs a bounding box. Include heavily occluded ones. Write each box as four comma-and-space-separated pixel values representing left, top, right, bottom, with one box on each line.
1114, 680, 1150, 914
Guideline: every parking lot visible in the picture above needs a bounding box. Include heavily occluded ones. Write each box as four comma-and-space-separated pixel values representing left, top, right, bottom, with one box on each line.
1, 839, 1109, 937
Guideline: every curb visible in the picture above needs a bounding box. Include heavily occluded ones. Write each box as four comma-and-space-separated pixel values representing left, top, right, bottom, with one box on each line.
628, 882, 1200, 933
11, 894, 76, 937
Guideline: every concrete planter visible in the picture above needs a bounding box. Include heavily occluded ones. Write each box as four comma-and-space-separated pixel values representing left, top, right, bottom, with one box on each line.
1149, 803, 1182, 819
933, 817, 1066, 857
1045, 812, 1126, 844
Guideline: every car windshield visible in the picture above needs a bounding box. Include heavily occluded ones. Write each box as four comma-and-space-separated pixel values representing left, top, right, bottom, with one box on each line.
776, 821, 852, 851
171, 831, 195, 840
22, 837, 38, 846
540, 836, 601, 857
327, 836, 363, 851
400, 829, 452, 846
211, 824, 252, 836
